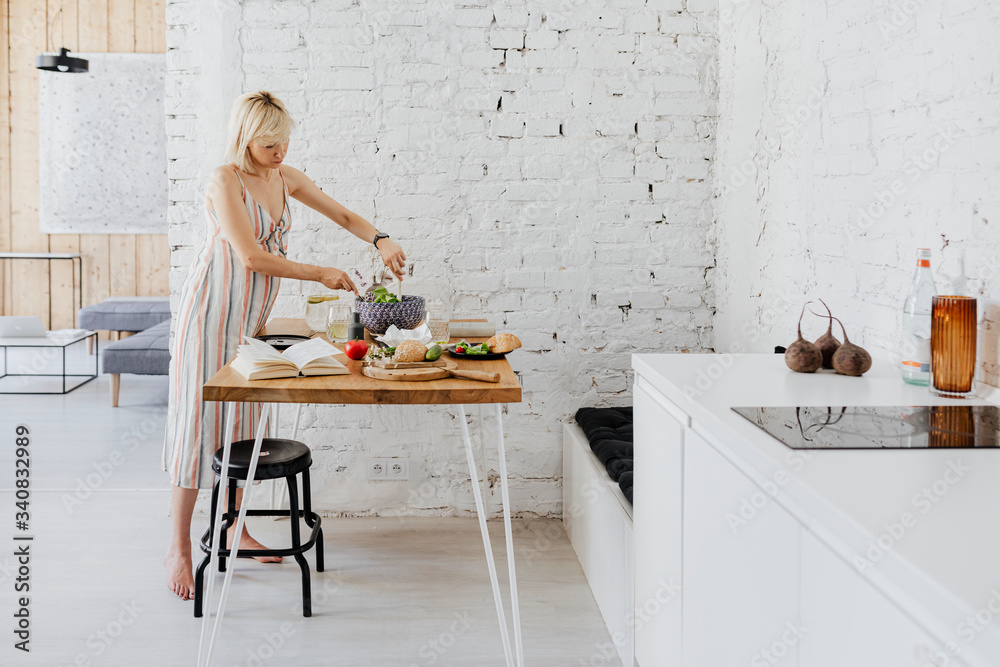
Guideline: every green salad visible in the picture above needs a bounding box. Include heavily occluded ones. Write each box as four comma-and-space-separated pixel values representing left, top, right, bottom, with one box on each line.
362, 286, 400, 304
455, 340, 490, 355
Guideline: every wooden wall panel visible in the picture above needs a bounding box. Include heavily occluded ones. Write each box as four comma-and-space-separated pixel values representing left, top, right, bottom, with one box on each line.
47, 0, 81, 328
8, 0, 50, 324
77, 0, 111, 314
1, 0, 169, 329
0, 0, 10, 315
149, 0, 169, 299
133, 0, 169, 298
107, 0, 136, 298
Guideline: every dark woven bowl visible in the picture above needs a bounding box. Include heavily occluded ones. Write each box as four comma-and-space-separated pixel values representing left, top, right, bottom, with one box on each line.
355, 295, 426, 335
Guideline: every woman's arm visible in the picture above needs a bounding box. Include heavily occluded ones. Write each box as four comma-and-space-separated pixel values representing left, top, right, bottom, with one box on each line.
208, 166, 358, 293
281, 165, 408, 280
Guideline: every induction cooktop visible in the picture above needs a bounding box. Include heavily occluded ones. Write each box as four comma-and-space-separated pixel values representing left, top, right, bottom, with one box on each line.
731, 405, 1000, 449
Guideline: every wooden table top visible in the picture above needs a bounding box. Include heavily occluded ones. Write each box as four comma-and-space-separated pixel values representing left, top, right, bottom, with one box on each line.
202, 318, 522, 405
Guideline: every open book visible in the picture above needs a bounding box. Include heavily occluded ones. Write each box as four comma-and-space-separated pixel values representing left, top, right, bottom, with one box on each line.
230, 336, 350, 380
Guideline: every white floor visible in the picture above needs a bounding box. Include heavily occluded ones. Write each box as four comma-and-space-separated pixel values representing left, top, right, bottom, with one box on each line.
0, 348, 618, 666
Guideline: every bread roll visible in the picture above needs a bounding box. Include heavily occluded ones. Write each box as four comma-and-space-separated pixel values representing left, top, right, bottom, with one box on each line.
393, 340, 428, 363
487, 333, 522, 354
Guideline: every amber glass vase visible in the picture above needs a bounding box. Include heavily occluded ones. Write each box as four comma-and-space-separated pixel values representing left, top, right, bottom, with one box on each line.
930, 296, 977, 398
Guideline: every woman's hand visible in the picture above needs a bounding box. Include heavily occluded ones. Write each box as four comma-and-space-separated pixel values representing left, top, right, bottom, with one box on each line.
378, 239, 407, 280
318, 267, 359, 295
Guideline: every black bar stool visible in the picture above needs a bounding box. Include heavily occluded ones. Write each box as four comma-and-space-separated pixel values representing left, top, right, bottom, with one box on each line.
194, 438, 323, 618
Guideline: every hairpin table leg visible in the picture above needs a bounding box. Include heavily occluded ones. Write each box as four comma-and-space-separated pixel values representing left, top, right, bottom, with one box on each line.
459, 404, 514, 667
197, 402, 236, 667
494, 403, 524, 667
201, 403, 270, 667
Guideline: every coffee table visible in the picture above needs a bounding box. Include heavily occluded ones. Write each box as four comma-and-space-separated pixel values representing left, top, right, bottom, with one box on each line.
0, 330, 98, 394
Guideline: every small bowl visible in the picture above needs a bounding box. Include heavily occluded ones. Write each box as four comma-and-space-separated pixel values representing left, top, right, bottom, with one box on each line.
355, 295, 426, 335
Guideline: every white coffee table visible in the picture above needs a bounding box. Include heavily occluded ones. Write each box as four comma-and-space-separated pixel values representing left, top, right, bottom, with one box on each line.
0, 330, 98, 394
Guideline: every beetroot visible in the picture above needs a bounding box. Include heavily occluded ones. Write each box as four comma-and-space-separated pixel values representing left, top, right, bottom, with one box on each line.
785, 303, 823, 373
813, 299, 842, 370
830, 316, 872, 376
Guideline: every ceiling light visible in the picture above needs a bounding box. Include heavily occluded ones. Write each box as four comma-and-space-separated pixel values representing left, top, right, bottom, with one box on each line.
35, 47, 89, 73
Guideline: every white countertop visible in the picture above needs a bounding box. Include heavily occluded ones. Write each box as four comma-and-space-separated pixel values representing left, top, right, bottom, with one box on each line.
633, 353, 1000, 664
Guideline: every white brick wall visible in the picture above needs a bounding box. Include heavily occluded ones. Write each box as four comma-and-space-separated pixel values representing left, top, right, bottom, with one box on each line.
713, 0, 1000, 387
166, 0, 717, 516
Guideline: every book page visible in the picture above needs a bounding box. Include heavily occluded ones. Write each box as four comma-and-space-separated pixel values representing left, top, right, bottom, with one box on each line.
242, 336, 289, 363
280, 337, 340, 370
231, 356, 300, 380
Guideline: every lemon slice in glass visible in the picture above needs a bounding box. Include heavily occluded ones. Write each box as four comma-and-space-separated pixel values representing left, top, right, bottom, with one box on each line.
307, 294, 340, 304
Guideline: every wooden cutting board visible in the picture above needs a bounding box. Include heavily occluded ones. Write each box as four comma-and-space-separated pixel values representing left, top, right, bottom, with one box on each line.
361, 358, 500, 383
365, 358, 447, 370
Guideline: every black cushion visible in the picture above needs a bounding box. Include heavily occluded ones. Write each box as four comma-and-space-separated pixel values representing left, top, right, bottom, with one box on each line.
576, 406, 633, 433
618, 471, 633, 504
607, 458, 633, 479
575, 406, 635, 505
212, 438, 312, 481
591, 439, 633, 467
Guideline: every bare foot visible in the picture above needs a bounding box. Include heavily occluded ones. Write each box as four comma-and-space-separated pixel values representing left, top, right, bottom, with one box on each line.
164, 548, 194, 601
227, 528, 283, 563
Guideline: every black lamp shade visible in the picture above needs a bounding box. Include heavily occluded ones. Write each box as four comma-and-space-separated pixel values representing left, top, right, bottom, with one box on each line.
35, 47, 88, 73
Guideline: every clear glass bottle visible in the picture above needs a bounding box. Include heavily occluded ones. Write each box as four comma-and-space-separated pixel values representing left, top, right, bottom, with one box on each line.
901, 248, 937, 385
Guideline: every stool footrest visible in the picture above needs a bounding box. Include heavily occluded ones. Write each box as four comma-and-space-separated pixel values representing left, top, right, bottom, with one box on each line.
230, 509, 314, 518
198, 511, 323, 559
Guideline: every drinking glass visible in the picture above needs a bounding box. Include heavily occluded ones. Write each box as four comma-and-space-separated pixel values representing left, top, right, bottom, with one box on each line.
930, 296, 977, 398
424, 299, 451, 343
305, 294, 338, 333
326, 300, 351, 343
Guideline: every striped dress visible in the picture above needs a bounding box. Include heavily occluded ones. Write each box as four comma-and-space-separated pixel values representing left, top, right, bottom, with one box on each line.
162, 166, 290, 489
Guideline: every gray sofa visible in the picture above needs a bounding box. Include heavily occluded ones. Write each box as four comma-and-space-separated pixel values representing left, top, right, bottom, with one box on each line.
79, 296, 171, 332
79, 297, 171, 354
102, 319, 171, 407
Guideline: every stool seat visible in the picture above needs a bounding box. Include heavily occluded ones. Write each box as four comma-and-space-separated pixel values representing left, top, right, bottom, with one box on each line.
212, 438, 312, 481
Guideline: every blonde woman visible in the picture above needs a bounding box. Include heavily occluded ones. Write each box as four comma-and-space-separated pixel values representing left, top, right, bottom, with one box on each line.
163, 91, 407, 601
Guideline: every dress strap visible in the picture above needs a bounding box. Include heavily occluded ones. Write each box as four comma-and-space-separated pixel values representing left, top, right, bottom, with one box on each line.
230, 166, 246, 190
278, 167, 288, 195
278, 167, 289, 213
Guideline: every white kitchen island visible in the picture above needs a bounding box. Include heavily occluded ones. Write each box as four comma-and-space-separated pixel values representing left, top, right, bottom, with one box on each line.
631, 353, 1000, 667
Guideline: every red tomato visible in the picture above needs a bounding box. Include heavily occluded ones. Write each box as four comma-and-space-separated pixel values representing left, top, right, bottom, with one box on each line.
455, 345, 466, 354
344, 339, 369, 360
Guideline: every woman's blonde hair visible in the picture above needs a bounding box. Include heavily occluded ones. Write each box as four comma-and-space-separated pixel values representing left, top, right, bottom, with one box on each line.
224, 91, 295, 173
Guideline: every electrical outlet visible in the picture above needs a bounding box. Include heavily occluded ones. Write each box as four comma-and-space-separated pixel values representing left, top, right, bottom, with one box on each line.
364, 456, 409, 480
366, 458, 385, 480
387, 458, 409, 479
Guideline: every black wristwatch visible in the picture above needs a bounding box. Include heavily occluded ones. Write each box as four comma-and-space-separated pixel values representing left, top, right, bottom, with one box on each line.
373, 232, 390, 249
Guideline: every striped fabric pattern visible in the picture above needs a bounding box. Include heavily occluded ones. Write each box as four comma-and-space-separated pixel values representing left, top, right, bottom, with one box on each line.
162, 166, 290, 489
